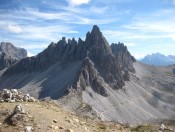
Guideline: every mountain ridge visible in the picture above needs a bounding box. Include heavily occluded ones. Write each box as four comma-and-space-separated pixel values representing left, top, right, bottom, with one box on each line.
0, 25, 175, 124
140, 53, 175, 66
0, 42, 27, 70
0, 42, 27, 60
1, 25, 135, 93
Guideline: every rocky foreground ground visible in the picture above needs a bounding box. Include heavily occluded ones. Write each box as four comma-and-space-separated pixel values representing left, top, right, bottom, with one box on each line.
0, 101, 175, 132
0, 89, 175, 132
0, 101, 127, 132
0, 89, 174, 132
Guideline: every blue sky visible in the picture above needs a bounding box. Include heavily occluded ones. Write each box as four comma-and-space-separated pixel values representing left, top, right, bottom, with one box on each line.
0, 0, 175, 59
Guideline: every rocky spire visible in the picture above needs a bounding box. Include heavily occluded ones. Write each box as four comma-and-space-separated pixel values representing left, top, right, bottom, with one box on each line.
111, 42, 135, 72
91, 25, 101, 36
85, 25, 112, 65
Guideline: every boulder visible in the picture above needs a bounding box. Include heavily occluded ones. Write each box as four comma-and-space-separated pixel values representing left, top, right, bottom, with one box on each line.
0, 89, 36, 103
160, 124, 165, 130
11, 89, 18, 95
13, 104, 24, 114
2, 89, 12, 99
23, 126, 32, 132
28, 97, 35, 102
23, 95, 29, 102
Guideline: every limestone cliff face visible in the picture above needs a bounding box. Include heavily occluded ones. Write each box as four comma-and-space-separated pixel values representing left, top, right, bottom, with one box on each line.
0, 42, 27, 70
0, 42, 27, 60
77, 57, 108, 97
111, 42, 135, 72
1, 25, 135, 96
0, 52, 16, 70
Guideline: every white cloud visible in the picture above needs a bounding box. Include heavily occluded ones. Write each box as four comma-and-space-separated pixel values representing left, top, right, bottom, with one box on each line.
70, 17, 116, 25
124, 42, 137, 47
0, 22, 23, 33
67, 0, 90, 6
132, 53, 146, 60
22, 44, 48, 50
0, 7, 116, 25
27, 52, 34, 57
169, 34, 175, 40
95, 0, 134, 4
7, 24, 22, 33
102, 9, 175, 42
89, 6, 108, 14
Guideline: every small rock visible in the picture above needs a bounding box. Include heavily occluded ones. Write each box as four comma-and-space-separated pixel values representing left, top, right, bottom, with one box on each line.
48, 125, 53, 128
28, 97, 35, 102
53, 119, 57, 123
160, 124, 165, 130
59, 126, 63, 129
14, 104, 25, 114
53, 126, 58, 130
10, 114, 27, 126
73, 118, 79, 123
11, 89, 18, 95
169, 128, 174, 131
3, 89, 12, 99
80, 121, 85, 125
84, 127, 89, 131
23, 95, 29, 102
65, 119, 71, 123
0, 99, 4, 102
23, 126, 32, 132
10, 116, 18, 125
71, 124, 77, 128
9, 99, 15, 103
65, 129, 74, 132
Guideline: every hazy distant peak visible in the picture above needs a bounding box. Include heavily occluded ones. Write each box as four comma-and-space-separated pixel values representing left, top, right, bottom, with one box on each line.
140, 52, 175, 66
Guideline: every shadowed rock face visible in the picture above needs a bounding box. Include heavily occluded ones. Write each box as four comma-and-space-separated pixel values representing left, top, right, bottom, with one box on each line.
173, 68, 175, 75
77, 57, 108, 96
0, 25, 135, 96
111, 42, 136, 72
0, 52, 17, 71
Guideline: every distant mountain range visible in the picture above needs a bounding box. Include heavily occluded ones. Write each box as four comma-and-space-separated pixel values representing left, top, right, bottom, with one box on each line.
140, 53, 175, 66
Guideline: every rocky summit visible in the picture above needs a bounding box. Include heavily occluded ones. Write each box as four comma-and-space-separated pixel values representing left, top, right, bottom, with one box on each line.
0, 42, 27, 70
0, 42, 27, 60
0, 25, 175, 125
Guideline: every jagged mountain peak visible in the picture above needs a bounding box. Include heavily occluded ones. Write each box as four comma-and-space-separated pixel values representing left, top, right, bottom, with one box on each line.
91, 25, 101, 35
1, 25, 135, 94
0, 26, 175, 125
86, 25, 112, 59
0, 42, 27, 71
0, 42, 27, 60
111, 42, 127, 53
